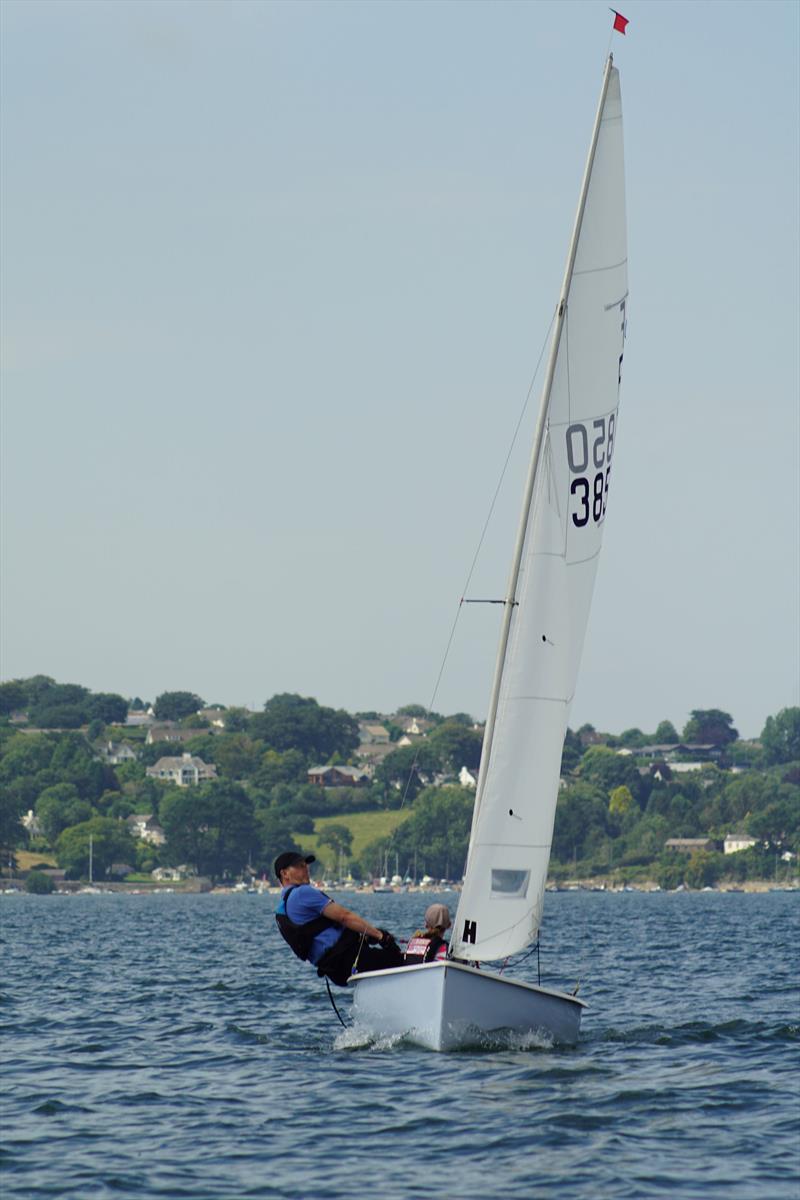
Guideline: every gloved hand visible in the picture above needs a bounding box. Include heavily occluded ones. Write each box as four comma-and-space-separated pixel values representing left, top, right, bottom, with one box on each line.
379, 928, 398, 949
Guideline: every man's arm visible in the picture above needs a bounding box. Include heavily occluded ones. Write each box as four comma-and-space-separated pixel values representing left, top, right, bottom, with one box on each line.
321, 901, 384, 941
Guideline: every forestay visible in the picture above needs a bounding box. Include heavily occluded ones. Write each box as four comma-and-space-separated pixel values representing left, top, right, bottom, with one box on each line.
451, 65, 628, 962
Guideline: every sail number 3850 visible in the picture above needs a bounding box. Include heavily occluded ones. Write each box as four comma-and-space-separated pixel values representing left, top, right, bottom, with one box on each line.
566, 414, 616, 528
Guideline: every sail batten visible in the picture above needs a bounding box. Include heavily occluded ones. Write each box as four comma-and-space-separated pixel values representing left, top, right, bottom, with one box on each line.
452, 60, 628, 963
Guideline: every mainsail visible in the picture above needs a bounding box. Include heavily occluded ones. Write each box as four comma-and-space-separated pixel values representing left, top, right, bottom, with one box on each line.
451, 59, 628, 962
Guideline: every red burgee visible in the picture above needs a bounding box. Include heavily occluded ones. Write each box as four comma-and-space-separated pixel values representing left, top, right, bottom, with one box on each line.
610, 9, 629, 34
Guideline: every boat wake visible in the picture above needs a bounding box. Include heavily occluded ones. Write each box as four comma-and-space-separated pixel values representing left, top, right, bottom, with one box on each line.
334, 1022, 555, 1053
333, 1025, 408, 1052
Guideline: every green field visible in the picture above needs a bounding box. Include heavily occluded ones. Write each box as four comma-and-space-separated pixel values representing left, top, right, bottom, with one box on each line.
295, 809, 413, 869
15, 850, 57, 871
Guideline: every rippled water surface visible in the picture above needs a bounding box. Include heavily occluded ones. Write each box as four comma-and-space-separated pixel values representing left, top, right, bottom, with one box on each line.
2, 890, 798, 1199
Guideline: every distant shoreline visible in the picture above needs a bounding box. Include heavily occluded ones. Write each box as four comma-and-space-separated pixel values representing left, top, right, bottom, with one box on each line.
2, 878, 797, 897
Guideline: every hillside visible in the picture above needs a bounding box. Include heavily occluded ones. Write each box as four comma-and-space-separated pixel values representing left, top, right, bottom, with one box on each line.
1, 678, 798, 889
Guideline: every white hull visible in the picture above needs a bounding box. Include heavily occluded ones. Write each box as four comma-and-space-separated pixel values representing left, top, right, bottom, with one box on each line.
349, 961, 586, 1051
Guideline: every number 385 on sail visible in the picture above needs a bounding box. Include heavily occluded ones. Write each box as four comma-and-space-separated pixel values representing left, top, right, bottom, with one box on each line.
567, 291, 627, 529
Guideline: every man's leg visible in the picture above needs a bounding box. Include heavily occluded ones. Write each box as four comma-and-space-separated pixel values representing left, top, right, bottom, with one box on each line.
353, 942, 405, 974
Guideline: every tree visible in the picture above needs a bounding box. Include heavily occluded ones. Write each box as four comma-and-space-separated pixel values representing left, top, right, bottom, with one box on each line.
374, 786, 473, 880
35, 784, 93, 845
609, 786, 635, 817
317, 823, 353, 873
253, 749, 308, 790
745, 791, 800, 851
87, 693, 128, 724
30, 704, 86, 730
160, 782, 257, 879
37, 682, 89, 707
153, 692, 205, 721
578, 746, 642, 798
29, 683, 90, 728
56, 816, 136, 879
620, 812, 670, 861
25, 873, 55, 892
87, 719, 105, 742
212, 734, 263, 780
656, 852, 686, 891
654, 720, 680, 744
560, 728, 583, 775
426, 722, 483, 772
94, 788, 124, 815
181, 714, 210, 729
318, 823, 353, 858
0, 731, 54, 779
684, 850, 723, 890
682, 709, 738, 746
374, 742, 443, 800
551, 783, 609, 863
21, 675, 57, 706
223, 707, 251, 733
760, 708, 800, 766
254, 809, 301, 877
618, 728, 647, 749
443, 712, 475, 727
0, 788, 26, 854
25, 870, 55, 894
0, 680, 28, 715
108, 796, 135, 820
49, 733, 112, 801
250, 693, 359, 760
664, 791, 702, 837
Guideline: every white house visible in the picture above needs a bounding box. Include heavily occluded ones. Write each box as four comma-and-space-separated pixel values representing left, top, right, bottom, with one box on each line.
198, 708, 228, 728
21, 809, 41, 835
125, 712, 154, 727
95, 740, 140, 766
146, 753, 217, 787
151, 865, 189, 882
723, 833, 758, 855
394, 715, 434, 737
126, 814, 167, 846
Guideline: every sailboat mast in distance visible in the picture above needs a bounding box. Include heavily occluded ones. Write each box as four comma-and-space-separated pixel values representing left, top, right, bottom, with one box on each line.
451, 56, 628, 963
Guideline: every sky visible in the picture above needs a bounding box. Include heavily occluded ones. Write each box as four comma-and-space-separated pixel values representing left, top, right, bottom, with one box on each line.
1, 0, 798, 740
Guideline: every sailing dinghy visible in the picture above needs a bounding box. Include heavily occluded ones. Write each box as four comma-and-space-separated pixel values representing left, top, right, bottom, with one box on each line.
351, 54, 628, 1050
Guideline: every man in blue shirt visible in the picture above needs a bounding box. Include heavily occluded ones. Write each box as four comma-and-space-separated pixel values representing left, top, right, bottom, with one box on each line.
275, 852, 404, 986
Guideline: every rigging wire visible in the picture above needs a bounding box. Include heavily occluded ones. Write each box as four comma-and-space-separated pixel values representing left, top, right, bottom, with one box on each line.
504, 936, 542, 986
325, 976, 350, 1028
398, 309, 557, 809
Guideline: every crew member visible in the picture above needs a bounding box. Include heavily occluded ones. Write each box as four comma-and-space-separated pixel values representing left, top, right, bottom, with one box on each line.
404, 902, 451, 964
274, 851, 405, 987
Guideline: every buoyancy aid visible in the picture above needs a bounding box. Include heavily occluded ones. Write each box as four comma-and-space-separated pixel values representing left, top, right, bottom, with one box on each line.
275, 884, 339, 962
404, 931, 447, 965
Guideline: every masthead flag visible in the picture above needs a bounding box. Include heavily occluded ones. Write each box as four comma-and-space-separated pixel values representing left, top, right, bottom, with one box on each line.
610, 9, 629, 34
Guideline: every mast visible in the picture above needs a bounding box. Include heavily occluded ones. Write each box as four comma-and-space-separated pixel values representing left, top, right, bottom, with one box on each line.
468, 54, 616, 843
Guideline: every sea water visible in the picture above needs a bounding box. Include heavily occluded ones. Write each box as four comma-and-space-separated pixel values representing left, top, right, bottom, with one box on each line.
1, 890, 798, 1199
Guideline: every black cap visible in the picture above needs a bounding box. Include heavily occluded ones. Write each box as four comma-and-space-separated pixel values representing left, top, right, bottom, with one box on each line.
274, 852, 315, 880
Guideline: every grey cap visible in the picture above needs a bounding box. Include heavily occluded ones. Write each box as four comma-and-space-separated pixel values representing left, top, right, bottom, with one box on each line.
424, 903, 452, 931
